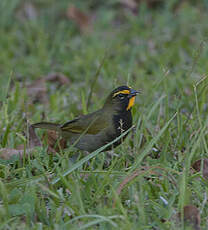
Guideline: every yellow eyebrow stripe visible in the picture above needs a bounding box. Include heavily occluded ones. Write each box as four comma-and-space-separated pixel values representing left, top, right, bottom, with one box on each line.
113, 90, 130, 97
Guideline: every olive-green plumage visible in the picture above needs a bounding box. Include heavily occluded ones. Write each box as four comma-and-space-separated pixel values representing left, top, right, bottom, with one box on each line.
32, 86, 139, 152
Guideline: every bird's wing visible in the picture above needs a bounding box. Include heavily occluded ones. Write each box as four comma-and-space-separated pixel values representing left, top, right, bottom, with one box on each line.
60, 110, 109, 135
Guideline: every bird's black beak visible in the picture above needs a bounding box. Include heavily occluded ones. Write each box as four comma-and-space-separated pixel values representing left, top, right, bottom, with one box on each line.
128, 89, 141, 98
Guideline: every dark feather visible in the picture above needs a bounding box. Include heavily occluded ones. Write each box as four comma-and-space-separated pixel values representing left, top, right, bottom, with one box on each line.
32, 122, 60, 131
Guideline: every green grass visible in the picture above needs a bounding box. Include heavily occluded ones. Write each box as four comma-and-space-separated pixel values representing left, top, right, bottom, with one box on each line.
0, 0, 208, 229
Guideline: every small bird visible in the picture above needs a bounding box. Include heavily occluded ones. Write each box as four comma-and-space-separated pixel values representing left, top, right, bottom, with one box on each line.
32, 86, 139, 152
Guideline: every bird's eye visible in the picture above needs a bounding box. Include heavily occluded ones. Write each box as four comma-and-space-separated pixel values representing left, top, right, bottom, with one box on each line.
118, 94, 125, 100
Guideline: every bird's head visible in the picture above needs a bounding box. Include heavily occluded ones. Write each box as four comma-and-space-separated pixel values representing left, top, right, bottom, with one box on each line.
103, 86, 140, 112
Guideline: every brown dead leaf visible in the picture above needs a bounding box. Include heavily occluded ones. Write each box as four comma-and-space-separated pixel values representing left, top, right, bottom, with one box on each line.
178, 205, 201, 230
46, 73, 70, 86
16, 144, 24, 150
27, 78, 48, 104
0, 148, 25, 160
43, 130, 67, 154
26, 73, 69, 103
0, 125, 41, 160
66, 5, 92, 33
192, 158, 208, 179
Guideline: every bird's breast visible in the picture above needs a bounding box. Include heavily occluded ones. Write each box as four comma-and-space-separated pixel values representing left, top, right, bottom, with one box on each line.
112, 110, 132, 136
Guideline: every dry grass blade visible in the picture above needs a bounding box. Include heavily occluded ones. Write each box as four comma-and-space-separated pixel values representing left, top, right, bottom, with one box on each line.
113, 166, 161, 208
87, 53, 107, 109
28, 125, 42, 148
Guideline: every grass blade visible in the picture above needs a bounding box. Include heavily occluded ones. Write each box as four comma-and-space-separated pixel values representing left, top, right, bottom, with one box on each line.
130, 112, 177, 172
52, 126, 135, 184
0, 73, 11, 102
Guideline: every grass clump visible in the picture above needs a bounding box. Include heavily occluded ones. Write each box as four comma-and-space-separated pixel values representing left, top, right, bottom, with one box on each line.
0, 0, 208, 229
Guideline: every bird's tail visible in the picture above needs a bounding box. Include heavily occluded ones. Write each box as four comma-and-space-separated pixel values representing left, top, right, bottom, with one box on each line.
32, 122, 60, 131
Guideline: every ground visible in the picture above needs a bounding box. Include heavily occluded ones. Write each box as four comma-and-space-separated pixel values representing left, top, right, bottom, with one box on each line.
0, 0, 208, 229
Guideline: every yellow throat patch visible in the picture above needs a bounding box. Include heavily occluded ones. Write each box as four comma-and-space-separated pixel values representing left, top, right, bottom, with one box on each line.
127, 96, 135, 110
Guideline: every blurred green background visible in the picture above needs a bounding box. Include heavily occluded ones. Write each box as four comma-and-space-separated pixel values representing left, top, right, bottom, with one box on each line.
0, 0, 208, 229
